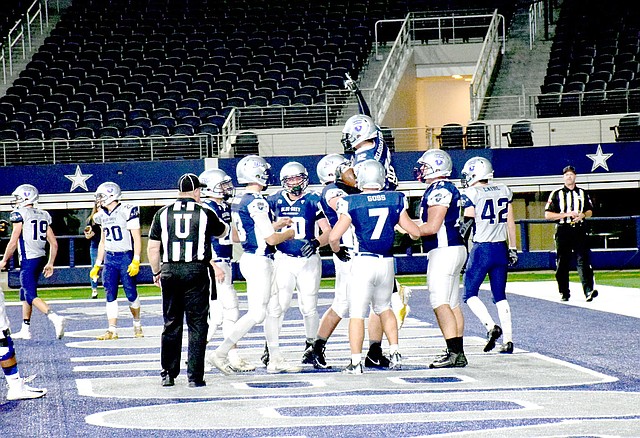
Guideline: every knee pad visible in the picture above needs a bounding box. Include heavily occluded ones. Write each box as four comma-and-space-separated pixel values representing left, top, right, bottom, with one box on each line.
247, 307, 267, 325
106, 300, 119, 320
0, 335, 15, 361
128, 296, 141, 310
209, 300, 223, 327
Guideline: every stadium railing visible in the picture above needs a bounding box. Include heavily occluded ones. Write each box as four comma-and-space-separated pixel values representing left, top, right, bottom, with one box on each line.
0, 112, 631, 166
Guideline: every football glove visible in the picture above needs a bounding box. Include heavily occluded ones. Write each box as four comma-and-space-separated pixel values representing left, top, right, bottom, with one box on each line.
335, 163, 357, 188
334, 246, 351, 262
344, 73, 358, 92
508, 248, 518, 267
386, 165, 398, 187
127, 259, 140, 276
89, 265, 101, 281
300, 238, 320, 258
458, 216, 475, 245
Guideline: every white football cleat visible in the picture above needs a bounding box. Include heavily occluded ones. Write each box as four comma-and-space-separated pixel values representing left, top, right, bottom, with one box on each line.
267, 356, 302, 374
6, 379, 47, 400
209, 353, 237, 375
229, 356, 256, 372
11, 329, 31, 340
51, 314, 66, 339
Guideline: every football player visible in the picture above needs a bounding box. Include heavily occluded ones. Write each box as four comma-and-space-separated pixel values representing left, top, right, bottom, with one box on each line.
262, 161, 331, 366
0, 184, 65, 340
415, 149, 468, 368
460, 157, 517, 354
199, 168, 255, 372
343, 76, 412, 332
329, 160, 421, 374
1, 286, 47, 400
90, 182, 143, 340
309, 153, 392, 369
209, 155, 298, 375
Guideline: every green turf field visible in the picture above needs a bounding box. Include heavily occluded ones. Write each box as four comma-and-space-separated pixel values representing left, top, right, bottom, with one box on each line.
2, 270, 638, 302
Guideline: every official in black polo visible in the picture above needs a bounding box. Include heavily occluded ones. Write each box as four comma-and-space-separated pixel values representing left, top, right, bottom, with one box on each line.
148, 173, 228, 387
544, 165, 597, 302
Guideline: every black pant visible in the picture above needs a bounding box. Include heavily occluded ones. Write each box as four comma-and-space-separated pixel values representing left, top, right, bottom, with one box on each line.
160, 262, 214, 383
554, 224, 594, 297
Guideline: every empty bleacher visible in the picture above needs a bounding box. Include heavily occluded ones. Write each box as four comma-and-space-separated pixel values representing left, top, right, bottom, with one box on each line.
537, 0, 640, 118
0, 0, 521, 164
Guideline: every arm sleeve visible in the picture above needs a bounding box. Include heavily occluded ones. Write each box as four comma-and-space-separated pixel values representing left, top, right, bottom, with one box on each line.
248, 198, 277, 237
355, 88, 371, 117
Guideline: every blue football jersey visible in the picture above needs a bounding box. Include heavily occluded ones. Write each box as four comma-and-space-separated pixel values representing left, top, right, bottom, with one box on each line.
203, 199, 233, 259
320, 182, 348, 227
419, 179, 465, 253
336, 190, 407, 257
351, 132, 396, 190
231, 192, 276, 256
268, 190, 325, 256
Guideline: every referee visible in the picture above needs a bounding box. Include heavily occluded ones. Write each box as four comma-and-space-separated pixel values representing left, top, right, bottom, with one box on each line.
148, 173, 228, 387
544, 165, 597, 302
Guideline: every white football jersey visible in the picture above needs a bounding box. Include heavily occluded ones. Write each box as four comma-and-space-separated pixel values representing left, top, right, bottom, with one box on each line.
10, 206, 52, 260
93, 203, 140, 252
463, 182, 513, 243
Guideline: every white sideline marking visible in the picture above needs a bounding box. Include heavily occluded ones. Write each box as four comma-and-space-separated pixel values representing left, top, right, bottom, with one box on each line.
506, 281, 640, 318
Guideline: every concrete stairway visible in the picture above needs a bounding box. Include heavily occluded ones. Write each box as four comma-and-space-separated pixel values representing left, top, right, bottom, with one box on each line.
480, 1, 560, 120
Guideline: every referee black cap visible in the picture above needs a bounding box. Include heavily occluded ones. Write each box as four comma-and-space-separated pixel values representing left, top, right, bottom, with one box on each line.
562, 165, 577, 175
178, 173, 206, 192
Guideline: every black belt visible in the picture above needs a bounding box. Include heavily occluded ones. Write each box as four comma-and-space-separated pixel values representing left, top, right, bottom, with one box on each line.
213, 258, 231, 263
354, 252, 391, 259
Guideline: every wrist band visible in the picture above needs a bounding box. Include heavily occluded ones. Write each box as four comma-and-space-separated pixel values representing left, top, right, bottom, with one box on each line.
152, 271, 161, 276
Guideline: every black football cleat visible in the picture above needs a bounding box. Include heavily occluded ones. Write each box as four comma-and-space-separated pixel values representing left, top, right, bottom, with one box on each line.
261, 342, 269, 366
364, 352, 390, 369
499, 342, 514, 354
483, 325, 503, 352
429, 350, 467, 368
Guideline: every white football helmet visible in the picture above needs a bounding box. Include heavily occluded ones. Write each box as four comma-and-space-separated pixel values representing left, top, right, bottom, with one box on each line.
199, 169, 235, 200
236, 155, 272, 187
356, 159, 386, 190
280, 161, 309, 196
11, 184, 39, 208
316, 153, 349, 184
415, 149, 453, 183
461, 156, 494, 188
95, 182, 122, 207
341, 114, 379, 153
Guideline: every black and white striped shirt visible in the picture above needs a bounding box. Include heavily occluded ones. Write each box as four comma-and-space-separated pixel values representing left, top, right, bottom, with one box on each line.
545, 185, 594, 225
149, 198, 228, 263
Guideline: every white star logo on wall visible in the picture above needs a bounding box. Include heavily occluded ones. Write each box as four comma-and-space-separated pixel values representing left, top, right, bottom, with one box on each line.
586, 144, 613, 172
64, 165, 93, 192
